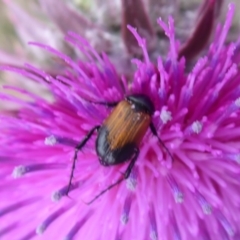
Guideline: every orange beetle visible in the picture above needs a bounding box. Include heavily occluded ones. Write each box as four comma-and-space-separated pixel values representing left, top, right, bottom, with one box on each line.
66, 94, 173, 203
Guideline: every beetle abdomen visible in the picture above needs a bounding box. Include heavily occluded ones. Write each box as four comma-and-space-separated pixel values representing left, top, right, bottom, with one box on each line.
96, 126, 136, 166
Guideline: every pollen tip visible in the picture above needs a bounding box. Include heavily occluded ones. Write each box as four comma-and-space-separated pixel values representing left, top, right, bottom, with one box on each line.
150, 230, 158, 240
12, 165, 26, 178
51, 191, 62, 202
126, 177, 137, 191
63, 237, 70, 240
160, 109, 172, 124
120, 213, 129, 225
203, 205, 212, 215
36, 224, 45, 235
236, 154, 240, 164
45, 135, 58, 146
175, 192, 184, 203
191, 121, 202, 134
234, 97, 240, 107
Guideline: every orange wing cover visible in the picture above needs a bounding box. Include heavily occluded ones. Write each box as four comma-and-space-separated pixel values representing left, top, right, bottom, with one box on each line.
103, 100, 151, 150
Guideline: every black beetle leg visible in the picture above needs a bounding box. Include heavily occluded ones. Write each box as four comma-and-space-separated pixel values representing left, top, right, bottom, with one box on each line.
66, 125, 100, 196
150, 122, 174, 163
86, 148, 139, 204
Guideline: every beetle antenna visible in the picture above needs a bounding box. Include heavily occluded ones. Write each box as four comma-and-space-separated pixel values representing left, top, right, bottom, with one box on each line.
89, 101, 119, 107
86, 148, 139, 204
65, 125, 100, 196
150, 122, 174, 164
83, 99, 119, 108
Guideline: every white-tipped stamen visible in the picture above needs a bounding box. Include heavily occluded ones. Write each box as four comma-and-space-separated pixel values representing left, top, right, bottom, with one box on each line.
126, 177, 137, 191
191, 121, 202, 134
120, 194, 132, 225
36, 224, 46, 235
150, 230, 158, 240
236, 154, 240, 164
167, 175, 184, 203
234, 97, 240, 107
51, 190, 63, 202
196, 192, 212, 215
120, 213, 129, 225
174, 191, 184, 204
160, 109, 172, 124
45, 135, 58, 146
12, 165, 27, 178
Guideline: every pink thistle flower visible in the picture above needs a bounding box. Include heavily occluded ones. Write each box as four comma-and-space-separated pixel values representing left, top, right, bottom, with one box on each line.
1, 3, 240, 240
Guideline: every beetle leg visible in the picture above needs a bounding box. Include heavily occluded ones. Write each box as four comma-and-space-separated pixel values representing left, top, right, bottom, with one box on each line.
123, 148, 139, 179
66, 125, 100, 196
150, 122, 174, 163
86, 148, 139, 204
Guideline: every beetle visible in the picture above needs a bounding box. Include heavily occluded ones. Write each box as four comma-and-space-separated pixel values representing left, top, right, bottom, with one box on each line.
66, 93, 173, 204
